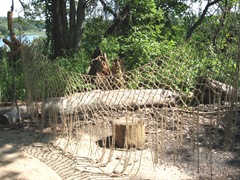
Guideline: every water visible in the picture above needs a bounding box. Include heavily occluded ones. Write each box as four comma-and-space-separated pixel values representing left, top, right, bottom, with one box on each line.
0, 34, 44, 47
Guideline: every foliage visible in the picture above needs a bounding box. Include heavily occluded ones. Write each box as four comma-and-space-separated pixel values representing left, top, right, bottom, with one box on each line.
188, 4, 240, 83
98, 0, 167, 69
100, 36, 120, 61
119, 31, 167, 69
125, 42, 199, 94
28, 36, 51, 57
0, 0, 239, 101
81, 17, 111, 58
0, 52, 25, 101
0, 17, 8, 36
14, 18, 44, 33
54, 49, 90, 74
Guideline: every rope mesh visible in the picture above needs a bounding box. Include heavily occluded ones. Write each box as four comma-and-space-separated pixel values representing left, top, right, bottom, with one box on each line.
21, 45, 239, 177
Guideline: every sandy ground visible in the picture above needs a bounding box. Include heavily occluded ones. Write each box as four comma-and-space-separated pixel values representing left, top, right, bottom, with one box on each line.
1, 104, 240, 180
0, 128, 61, 180
0, 148, 61, 180
0, 126, 193, 180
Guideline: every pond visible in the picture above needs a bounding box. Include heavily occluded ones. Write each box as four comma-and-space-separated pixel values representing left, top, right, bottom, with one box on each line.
0, 34, 44, 47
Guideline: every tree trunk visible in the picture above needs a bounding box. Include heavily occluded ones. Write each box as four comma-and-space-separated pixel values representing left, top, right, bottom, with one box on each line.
52, 0, 67, 57
0, 105, 31, 125
105, 5, 130, 36
69, 0, 76, 48
73, 0, 86, 51
51, 0, 86, 58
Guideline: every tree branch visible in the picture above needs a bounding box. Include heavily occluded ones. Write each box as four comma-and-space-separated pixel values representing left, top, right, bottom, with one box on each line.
212, 0, 228, 48
18, 0, 27, 14
186, 0, 222, 40
105, 5, 130, 36
11, 0, 14, 12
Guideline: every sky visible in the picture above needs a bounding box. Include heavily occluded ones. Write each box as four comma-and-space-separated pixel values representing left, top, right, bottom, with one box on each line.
0, 0, 23, 17
0, 0, 208, 17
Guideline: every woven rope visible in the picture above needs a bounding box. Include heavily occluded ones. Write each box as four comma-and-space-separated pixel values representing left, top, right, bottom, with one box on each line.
21, 45, 239, 176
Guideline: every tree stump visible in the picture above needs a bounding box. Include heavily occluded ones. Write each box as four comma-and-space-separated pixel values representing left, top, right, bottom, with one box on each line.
113, 116, 146, 148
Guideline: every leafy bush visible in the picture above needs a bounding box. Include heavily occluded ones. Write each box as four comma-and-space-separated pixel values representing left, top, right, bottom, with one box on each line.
54, 49, 89, 74
0, 53, 25, 101
81, 17, 110, 58
0, 24, 8, 36
120, 30, 177, 70
100, 36, 120, 61
125, 43, 199, 94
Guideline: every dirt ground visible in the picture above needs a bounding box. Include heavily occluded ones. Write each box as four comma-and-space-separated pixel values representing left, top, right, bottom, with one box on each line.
0, 128, 61, 180
0, 106, 240, 180
0, 126, 192, 180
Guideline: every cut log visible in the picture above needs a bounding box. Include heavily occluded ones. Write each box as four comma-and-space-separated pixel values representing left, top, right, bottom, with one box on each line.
0, 101, 26, 106
113, 116, 146, 148
0, 105, 30, 125
88, 55, 111, 76
44, 89, 182, 117
111, 59, 125, 89
191, 76, 237, 105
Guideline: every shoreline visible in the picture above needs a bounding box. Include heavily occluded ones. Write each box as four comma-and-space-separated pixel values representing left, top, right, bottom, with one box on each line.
0, 33, 45, 47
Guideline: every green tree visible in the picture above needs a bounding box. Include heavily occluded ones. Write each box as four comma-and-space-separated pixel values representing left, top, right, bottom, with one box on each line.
0, 24, 8, 36
20, 0, 179, 59
19, 0, 94, 58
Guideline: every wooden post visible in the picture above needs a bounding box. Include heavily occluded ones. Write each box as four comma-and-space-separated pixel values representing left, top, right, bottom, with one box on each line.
7, 11, 13, 31
113, 116, 146, 148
